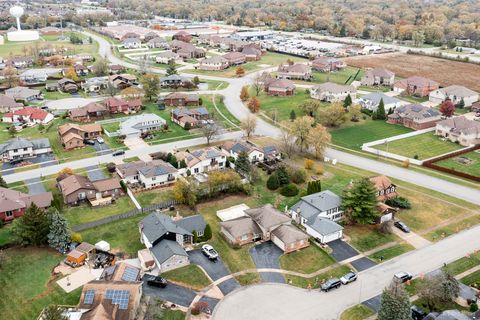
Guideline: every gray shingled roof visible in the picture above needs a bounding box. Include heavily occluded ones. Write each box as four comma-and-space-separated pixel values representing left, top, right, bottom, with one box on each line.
140, 212, 191, 245
138, 160, 177, 178
291, 190, 342, 221
0, 138, 50, 154
361, 92, 401, 105
150, 240, 188, 265
175, 215, 206, 234
306, 217, 343, 236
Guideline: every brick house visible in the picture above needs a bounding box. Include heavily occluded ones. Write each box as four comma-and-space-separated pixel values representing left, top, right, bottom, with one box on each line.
170, 40, 205, 59
57, 174, 123, 206
429, 85, 479, 107
58, 123, 102, 150
387, 104, 442, 130
393, 76, 440, 97
241, 46, 262, 61
311, 57, 346, 72
435, 116, 480, 146
198, 56, 229, 71
361, 68, 395, 86
310, 82, 356, 102
223, 52, 246, 65
369, 176, 397, 201
264, 78, 295, 96
104, 97, 142, 114
172, 31, 192, 43
0, 187, 52, 223
163, 92, 199, 107
69, 102, 108, 122
277, 63, 312, 81
170, 107, 209, 128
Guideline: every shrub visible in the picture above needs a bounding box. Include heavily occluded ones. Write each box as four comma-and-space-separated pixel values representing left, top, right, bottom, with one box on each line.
120, 180, 128, 192
71, 232, 82, 243
402, 159, 410, 168
413, 154, 419, 160
106, 162, 116, 173
290, 168, 307, 184
203, 224, 212, 241
385, 197, 412, 209
304, 159, 314, 169
266, 174, 280, 190
184, 122, 191, 130
315, 165, 324, 175
191, 301, 209, 315
470, 303, 479, 313
280, 184, 299, 197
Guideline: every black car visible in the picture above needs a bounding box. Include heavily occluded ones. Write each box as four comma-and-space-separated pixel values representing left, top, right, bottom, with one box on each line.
394, 271, 413, 283
84, 139, 96, 145
144, 274, 167, 288
320, 278, 342, 292
112, 150, 125, 156
394, 221, 411, 233
9, 159, 23, 166
411, 305, 426, 320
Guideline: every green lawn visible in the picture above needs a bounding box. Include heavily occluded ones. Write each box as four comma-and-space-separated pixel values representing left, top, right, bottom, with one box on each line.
0, 224, 15, 246
461, 269, 480, 287
235, 272, 262, 286
344, 224, 399, 252
279, 244, 335, 274
425, 215, 480, 242
123, 156, 141, 163
293, 67, 363, 86
102, 122, 120, 133
157, 309, 186, 320
7, 180, 28, 193
340, 305, 375, 320
435, 151, 480, 177
135, 188, 174, 207
286, 265, 352, 289
206, 80, 229, 90
0, 247, 82, 320
330, 120, 413, 150
373, 132, 463, 160
202, 95, 241, 128
368, 242, 414, 263
161, 264, 212, 290
442, 251, 480, 275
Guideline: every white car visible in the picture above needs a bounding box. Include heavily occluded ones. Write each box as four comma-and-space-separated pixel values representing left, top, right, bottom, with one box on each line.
202, 244, 218, 260
340, 272, 357, 285
96, 136, 105, 144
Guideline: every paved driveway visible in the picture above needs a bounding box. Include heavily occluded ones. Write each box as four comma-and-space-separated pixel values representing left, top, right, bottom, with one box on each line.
328, 239, 359, 262
249, 242, 285, 283
351, 257, 377, 272
188, 249, 240, 295
25, 177, 46, 195
362, 294, 382, 312
143, 282, 196, 307
2, 153, 57, 171
86, 165, 107, 181
93, 141, 112, 156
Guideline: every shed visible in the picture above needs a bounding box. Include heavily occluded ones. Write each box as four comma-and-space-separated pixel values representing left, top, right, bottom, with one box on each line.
138, 248, 155, 271
95, 240, 110, 252
216, 203, 250, 221
66, 249, 86, 266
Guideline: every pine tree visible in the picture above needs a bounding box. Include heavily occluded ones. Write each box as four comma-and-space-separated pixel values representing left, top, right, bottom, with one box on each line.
376, 98, 386, 120
180, 159, 187, 169
48, 210, 71, 252
266, 174, 280, 190
343, 94, 352, 108
193, 230, 198, 243
9, 126, 17, 137
0, 175, 7, 188
341, 178, 379, 224
276, 166, 290, 185
166, 60, 178, 76
378, 283, 411, 320
203, 224, 212, 240
12, 203, 50, 245
307, 180, 322, 195
456, 98, 465, 109
290, 110, 296, 121
235, 151, 251, 176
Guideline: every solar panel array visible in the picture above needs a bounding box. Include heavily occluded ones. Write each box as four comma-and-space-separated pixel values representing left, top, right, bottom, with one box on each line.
121, 267, 140, 282
84, 289, 95, 304
105, 289, 130, 310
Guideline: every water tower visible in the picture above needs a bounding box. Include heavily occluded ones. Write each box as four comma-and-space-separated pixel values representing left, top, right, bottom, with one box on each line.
7, 5, 40, 42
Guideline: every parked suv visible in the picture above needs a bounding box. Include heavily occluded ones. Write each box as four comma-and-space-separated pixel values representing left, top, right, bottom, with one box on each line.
112, 150, 125, 156
394, 221, 411, 233
394, 271, 413, 283
202, 244, 218, 260
320, 278, 342, 292
340, 272, 357, 285
143, 274, 167, 288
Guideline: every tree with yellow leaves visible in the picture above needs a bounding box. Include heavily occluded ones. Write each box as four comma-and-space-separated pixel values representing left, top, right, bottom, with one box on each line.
307, 124, 331, 159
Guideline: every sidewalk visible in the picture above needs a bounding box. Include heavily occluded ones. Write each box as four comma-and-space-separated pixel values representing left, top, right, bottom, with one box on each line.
392, 227, 431, 249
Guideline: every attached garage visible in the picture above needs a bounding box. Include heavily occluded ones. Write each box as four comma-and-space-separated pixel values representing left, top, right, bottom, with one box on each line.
305, 218, 343, 244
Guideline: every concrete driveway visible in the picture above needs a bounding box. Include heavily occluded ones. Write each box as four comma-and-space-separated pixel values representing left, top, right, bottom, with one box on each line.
328, 239, 359, 262
249, 242, 285, 283
85, 165, 107, 181
188, 249, 240, 295
143, 282, 196, 307
24, 177, 47, 195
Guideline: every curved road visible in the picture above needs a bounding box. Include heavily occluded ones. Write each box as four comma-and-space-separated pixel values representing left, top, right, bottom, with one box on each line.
89, 31, 480, 205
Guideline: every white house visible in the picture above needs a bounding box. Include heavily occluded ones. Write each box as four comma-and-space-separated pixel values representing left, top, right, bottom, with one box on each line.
0, 138, 52, 162
116, 159, 178, 189
122, 37, 142, 49
358, 92, 404, 112
429, 85, 479, 107
198, 56, 229, 71
119, 113, 166, 138
2, 107, 54, 125
310, 82, 356, 102
176, 147, 229, 175
221, 140, 265, 163
289, 190, 344, 243
155, 51, 180, 64
19, 69, 49, 84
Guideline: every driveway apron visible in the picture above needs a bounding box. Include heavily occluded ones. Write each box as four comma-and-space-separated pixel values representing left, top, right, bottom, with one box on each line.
143, 282, 196, 307
249, 242, 285, 284
328, 239, 359, 262
25, 177, 46, 195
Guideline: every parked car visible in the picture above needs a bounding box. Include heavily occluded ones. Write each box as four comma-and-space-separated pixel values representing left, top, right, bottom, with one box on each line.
84, 139, 95, 145
340, 272, 357, 285
411, 305, 426, 320
9, 159, 23, 166
394, 271, 413, 283
143, 274, 167, 288
394, 221, 410, 233
112, 150, 125, 156
202, 244, 218, 260
96, 136, 105, 144
320, 278, 342, 292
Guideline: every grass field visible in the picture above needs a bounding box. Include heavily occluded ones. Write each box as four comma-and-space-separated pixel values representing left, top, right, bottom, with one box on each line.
373, 132, 463, 160
7, 180, 28, 193
330, 120, 413, 150
344, 224, 399, 252
461, 269, 480, 287
425, 215, 480, 241
291, 67, 363, 86
442, 251, 480, 275
135, 187, 174, 207
279, 244, 335, 274
368, 242, 414, 263
286, 265, 352, 289
0, 224, 14, 246
0, 247, 82, 320
435, 151, 480, 177
161, 264, 212, 290
340, 305, 375, 320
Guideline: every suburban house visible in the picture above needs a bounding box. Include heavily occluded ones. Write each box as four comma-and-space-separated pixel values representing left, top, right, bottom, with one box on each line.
0, 187, 52, 223
221, 140, 265, 163
369, 175, 398, 201
122, 37, 142, 49
58, 123, 102, 150
109, 64, 126, 74
310, 82, 356, 102
220, 204, 309, 253
277, 63, 312, 81
5, 56, 33, 68
116, 159, 178, 189
163, 92, 199, 107
119, 113, 166, 138
358, 92, 404, 112
82, 77, 108, 93
0, 94, 23, 113
0, 137, 51, 162
179, 147, 229, 175
241, 46, 262, 61
198, 56, 229, 71
361, 68, 395, 86
155, 51, 181, 64
5, 86, 42, 102
435, 116, 480, 146
160, 75, 191, 87
148, 37, 169, 49
311, 57, 346, 72
429, 85, 479, 107
58, 78, 78, 93
393, 76, 440, 97
69, 102, 108, 122
170, 40, 205, 59
63, 64, 89, 77
172, 31, 192, 43
170, 107, 210, 128
104, 97, 142, 114
2, 107, 54, 125
387, 104, 442, 130
139, 212, 207, 272
77, 279, 142, 320
143, 31, 160, 42
19, 69, 48, 84
223, 52, 246, 65
109, 73, 138, 89
57, 174, 124, 206
264, 78, 296, 96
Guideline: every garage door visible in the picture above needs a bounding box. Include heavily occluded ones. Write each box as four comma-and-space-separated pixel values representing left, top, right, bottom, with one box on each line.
324, 231, 342, 243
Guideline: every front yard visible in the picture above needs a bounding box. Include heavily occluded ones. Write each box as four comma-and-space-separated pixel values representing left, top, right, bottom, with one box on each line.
372, 132, 464, 160
286, 265, 352, 289
279, 244, 335, 274
340, 305, 375, 320
161, 264, 212, 290
434, 151, 480, 177
344, 224, 399, 252
368, 242, 415, 263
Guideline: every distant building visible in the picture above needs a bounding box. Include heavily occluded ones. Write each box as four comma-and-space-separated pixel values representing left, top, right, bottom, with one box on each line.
172, 30, 192, 43
264, 78, 295, 96
358, 92, 403, 112
310, 82, 356, 102
198, 56, 229, 71
387, 104, 441, 130
0, 137, 51, 162
230, 30, 274, 41
122, 37, 142, 49
5, 86, 42, 102
0, 187, 52, 223
119, 113, 166, 138
361, 68, 395, 86
277, 63, 312, 81
311, 57, 346, 72
435, 116, 480, 146
429, 85, 479, 107
393, 76, 439, 97
2, 107, 53, 125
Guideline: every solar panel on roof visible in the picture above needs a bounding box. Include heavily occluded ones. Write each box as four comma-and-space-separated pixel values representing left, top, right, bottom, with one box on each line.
84, 289, 95, 304
103, 265, 117, 278
106, 289, 130, 310
121, 267, 140, 282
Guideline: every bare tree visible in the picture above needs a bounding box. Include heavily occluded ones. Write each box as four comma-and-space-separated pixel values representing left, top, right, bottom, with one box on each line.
201, 124, 219, 145
240, 115, 257, 138
279, 121, 296, 158
252, 74, 263, 96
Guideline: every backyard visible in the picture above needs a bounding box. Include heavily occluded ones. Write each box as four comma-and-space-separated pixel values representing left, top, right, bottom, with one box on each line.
434, 151, 480, 177
293, 66, 363, 86
373, 132, 463, 160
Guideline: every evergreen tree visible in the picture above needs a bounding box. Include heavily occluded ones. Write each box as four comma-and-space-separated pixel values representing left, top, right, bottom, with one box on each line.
266, 174, 280, 190
0, 175, 7, 188
378, 283, 411, 320
339, 25, 347, 37
166, 60, 178, 76
168, 154, 178, 168
376, 98, 386, 120
290, 110, 296, 121
9, 126, 17, 137
343, 94, 352, 108
184, 122, 191, 130
276, 166, 290, 185
12, 203, 50, 245
192, 76, 200, 86
193, 230, 198, 243
307, 180, 322, 195
341, 178, 379, 224
234, 151, 251, 175
48, 210, 70, 253
456, 98, 465, 109
203, 224, 212, 240
179, 159, 187, 169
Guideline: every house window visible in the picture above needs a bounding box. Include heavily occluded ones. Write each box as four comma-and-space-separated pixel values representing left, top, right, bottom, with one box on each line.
152, 177, 156, 181
24, 148, 28, 151
197, 230, 204, 237
5, 211, 13, 218
78, 192, 86, 199
194, 168, 199, 173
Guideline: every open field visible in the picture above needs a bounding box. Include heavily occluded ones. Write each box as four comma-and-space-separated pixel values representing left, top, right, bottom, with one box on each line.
343, 52, 480, 92
435, 151, 480, 177
373, 132, 463, 160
